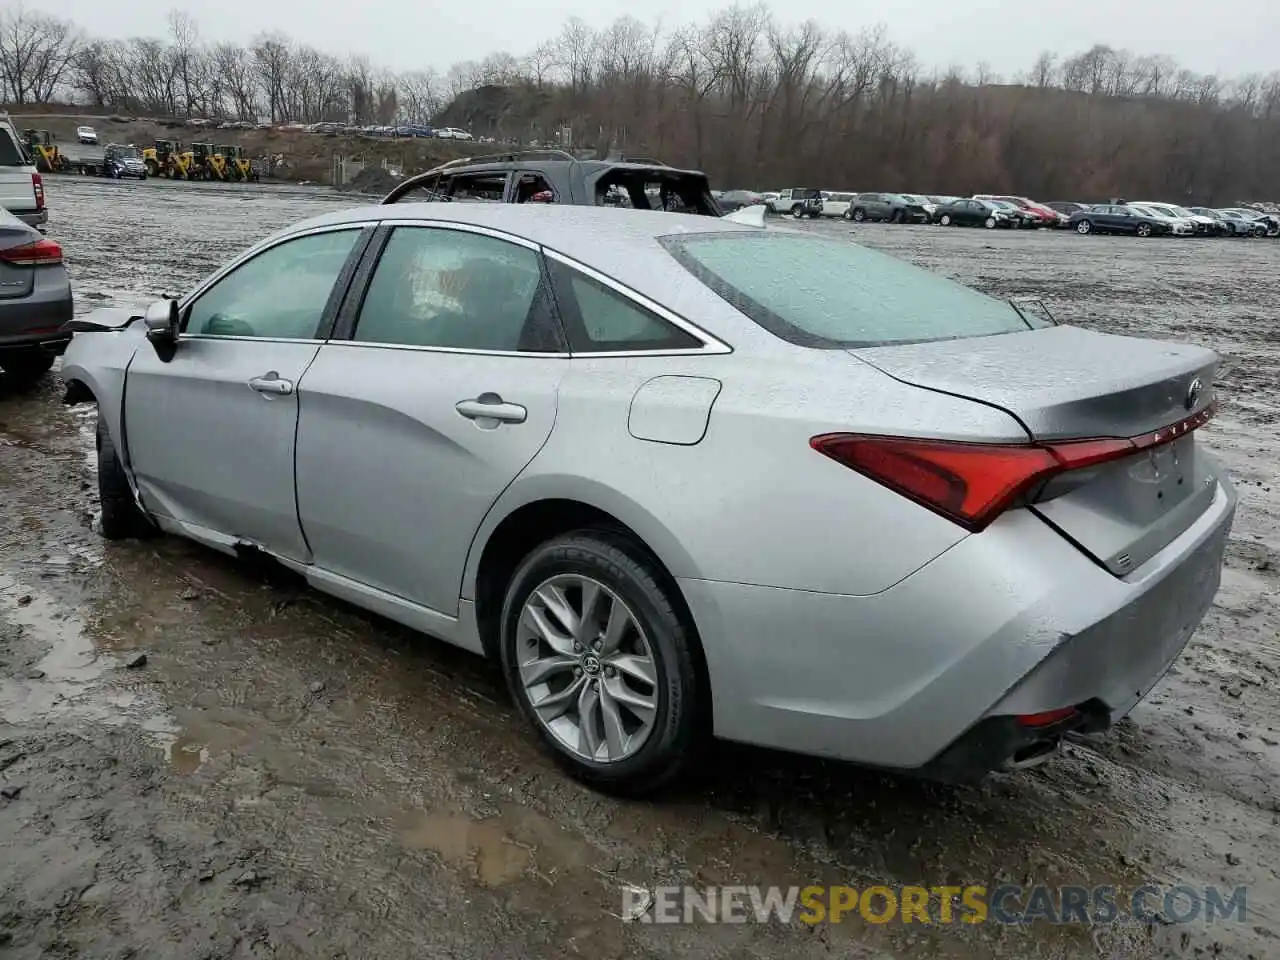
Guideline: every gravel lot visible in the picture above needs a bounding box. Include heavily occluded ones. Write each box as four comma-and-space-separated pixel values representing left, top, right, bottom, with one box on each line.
1, 178, 1277, 959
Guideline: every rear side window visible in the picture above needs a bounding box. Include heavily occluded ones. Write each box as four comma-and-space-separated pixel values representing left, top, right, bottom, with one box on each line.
0, 128, 29, 166
661, 231, 1045, 348
548, 259, 700, 353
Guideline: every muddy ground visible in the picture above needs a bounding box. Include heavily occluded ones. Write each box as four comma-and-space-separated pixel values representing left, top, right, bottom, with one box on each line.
1, 178, 1277, 959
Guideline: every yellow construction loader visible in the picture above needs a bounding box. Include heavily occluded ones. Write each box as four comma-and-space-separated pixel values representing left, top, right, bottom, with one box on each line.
21, 130, 67, 173
143, 140, 195, 179
190, 142, 229, 180
216, 144, 256, 182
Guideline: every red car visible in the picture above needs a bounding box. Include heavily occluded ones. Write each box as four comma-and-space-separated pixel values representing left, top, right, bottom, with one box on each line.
975, 195, 1066, 228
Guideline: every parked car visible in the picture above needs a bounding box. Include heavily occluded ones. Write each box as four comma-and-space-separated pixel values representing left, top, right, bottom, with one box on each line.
974, 195, 1061, 228
848, 193, 931, 223
1136, 202, 1216, 236
382, 150, 722, 216
60, 203, 1235, 793
435, 127, 474, 141
1192, 207, 1266, 237
935, 198, 1015, 229
1068, 204, 1170, 237
715, 190, 764, 213
983, 199, 1038, 228
1127, 204, 1196, 236
759, 191, 779, 211
820, 191, 856, 218
899, 194, 939, 222
76, 125, 99, 145
771, 187, 823, 218
1220, 208, 1280, 237
103, 144, 148, 180
0, 114, 46, 230
0, 207, 71, 386
1045, 201, 1091, 217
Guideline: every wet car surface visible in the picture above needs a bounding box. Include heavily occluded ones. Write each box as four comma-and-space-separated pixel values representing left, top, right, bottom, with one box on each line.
0, 176, 1277, 959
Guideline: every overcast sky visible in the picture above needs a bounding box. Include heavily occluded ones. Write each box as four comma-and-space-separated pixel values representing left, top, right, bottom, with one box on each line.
39, 0, 1280, 80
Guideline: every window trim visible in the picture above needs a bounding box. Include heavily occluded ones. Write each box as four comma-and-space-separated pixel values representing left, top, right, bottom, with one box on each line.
178, 222, 375, 344
339, 219, 570, 358
541, 248, 731, 357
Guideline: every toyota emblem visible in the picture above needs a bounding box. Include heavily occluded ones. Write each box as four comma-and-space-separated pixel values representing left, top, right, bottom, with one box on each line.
1185, 377, 1203, 411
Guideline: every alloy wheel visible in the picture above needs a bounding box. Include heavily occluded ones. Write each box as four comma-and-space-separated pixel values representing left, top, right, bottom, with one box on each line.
516, 574, 659, 763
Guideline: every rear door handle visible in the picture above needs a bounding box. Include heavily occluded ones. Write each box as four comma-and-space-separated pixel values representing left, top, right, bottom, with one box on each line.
456, 393, 526, 424
248, 372, 294, 396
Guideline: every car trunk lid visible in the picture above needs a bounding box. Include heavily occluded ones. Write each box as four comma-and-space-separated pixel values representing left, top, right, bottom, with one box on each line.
851, 325, 1220, 574
0, 215, 40, 299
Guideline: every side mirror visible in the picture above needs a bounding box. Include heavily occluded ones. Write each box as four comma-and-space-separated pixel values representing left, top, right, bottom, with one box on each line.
144, 299, 180, 362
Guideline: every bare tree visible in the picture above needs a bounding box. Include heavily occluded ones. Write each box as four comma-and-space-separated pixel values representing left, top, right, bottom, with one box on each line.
398, 68, 442, 122
0, 6, 79, 104
167, 9, 200, 115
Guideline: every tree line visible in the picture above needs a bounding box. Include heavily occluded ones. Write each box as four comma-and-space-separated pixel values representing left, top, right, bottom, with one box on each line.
2, 3, 1278, 202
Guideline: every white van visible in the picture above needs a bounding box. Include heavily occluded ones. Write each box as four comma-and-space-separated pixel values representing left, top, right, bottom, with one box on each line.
0, 114, 47, 230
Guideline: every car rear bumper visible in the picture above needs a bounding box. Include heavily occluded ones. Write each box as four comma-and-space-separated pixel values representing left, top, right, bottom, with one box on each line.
682, 469, 1236, 779
0, 271, 74, 350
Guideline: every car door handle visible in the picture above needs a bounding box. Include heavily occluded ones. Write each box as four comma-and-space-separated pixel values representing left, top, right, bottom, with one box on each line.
248, 373, 294, 396
456, 394, 526, 424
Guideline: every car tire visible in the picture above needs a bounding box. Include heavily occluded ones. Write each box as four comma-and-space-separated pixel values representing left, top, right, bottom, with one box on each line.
499, 530, 704, 795
1136, 223, 1152, 238
1076, 220, 1093, 235
852, 208, 866, 222
984, 216, 997, 229
842, 208, 853, 221
97, 415, 157, 541
0, 348, 55, 387
940, 214, 952, 226
790, 205, 804, 219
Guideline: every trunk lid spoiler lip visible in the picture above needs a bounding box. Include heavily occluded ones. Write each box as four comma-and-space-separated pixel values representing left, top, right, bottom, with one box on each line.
849, 325, 1219, 441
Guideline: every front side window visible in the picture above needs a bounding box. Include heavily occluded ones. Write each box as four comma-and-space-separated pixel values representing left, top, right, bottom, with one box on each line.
548, 260, 701, 353
449, 172, 508, 201
661, 231, 1047, 348
353, 226, 558, 352
184, 228, 361, 339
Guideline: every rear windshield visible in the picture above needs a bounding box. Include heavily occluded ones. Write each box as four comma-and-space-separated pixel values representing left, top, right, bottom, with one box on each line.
0, 128, 30, 167
660, 231, 1047, 348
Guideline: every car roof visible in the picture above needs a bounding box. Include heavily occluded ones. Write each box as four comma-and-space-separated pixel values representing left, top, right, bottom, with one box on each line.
276, 202, 752, 270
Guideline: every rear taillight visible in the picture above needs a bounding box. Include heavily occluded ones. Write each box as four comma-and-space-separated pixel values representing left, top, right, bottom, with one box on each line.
0, 237, 63, 266
32, 172, 44, 210
811, 405, 1215, 532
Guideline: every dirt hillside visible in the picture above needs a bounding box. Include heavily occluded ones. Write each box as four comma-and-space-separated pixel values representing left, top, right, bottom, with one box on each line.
10, 111, 483, 184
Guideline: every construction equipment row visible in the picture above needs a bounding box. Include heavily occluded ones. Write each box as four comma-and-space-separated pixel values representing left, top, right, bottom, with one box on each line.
22, 130, 259, 182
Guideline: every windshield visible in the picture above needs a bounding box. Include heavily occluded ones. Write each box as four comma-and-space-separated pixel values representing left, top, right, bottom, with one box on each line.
1168, 205, 1196, 217
989, 200, 1017, 211
660, 231, 1045, 348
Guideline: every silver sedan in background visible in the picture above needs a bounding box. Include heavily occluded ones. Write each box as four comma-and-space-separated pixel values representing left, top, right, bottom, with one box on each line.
60, 204, 1236, 793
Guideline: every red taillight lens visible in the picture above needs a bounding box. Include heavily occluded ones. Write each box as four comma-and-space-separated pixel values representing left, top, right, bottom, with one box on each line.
0, 238, 63, 266
32, 172, 44, 210
1017, 707, 1079, 728
811, 405, 1214, 532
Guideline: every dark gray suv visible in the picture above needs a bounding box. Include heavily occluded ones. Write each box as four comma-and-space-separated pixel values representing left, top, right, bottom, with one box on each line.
849, 193, 932, 224
382, 150, 722, 216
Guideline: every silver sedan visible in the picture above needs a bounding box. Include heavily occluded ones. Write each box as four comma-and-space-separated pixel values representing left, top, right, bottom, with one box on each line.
60, 203, 1237, 793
